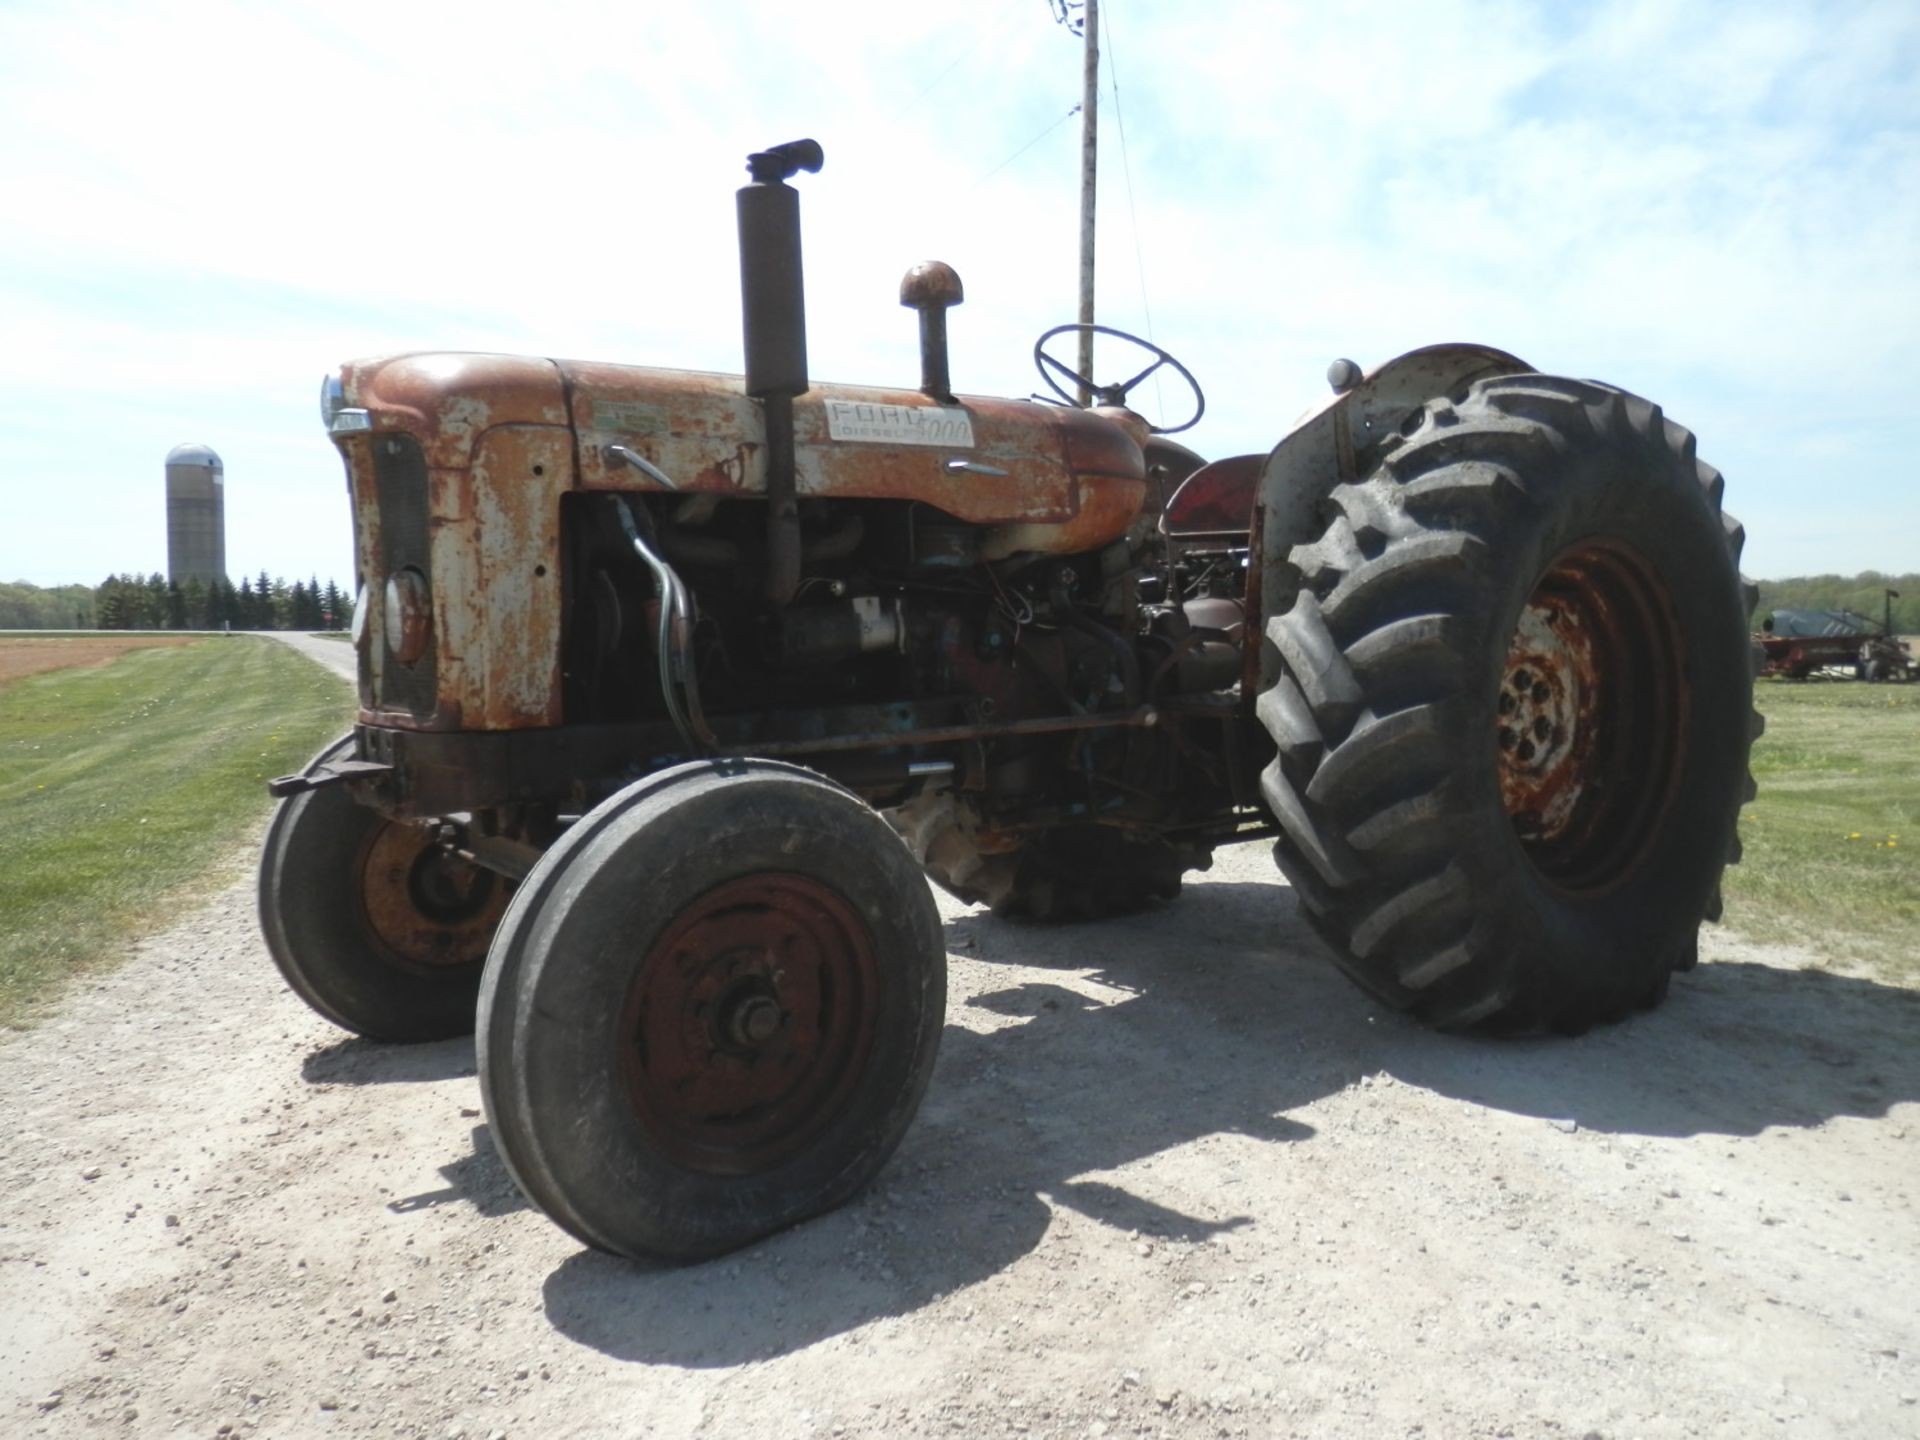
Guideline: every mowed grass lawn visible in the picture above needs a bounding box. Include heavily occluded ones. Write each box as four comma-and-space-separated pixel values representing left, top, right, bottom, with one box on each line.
0, 636, 350, 1025
1, 635, 1913, 1025
1724, 678, 1919, 975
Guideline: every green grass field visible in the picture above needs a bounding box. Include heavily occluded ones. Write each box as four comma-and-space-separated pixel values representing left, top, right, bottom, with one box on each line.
1, 638, 1913, 1026
0, 637, 350, 1025
1723, 679, 1919, 973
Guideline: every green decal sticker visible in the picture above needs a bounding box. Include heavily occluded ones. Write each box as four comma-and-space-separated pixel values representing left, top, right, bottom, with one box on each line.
592, 400, 667, 435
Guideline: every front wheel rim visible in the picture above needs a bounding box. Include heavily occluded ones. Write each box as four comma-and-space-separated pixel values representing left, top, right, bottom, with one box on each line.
619, 873, 880, 1176
356, 823, 507, 969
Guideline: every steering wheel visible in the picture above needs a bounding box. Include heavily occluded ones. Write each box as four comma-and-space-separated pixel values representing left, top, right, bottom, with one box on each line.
1032, 323, 1205, 435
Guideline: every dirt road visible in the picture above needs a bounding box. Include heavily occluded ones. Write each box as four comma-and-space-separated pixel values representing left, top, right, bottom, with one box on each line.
264, 631, 356, 683
4, 649, 1917, 1438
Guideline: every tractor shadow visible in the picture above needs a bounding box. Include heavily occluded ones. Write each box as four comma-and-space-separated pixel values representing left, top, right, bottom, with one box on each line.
301, 1033, 474, 1086
1378, 945, 1920, 1138
541, 877, 1354, 1366
950, 880, 1920, 1142
398, 870, 1917, 1368
386, 1124, 529, 1219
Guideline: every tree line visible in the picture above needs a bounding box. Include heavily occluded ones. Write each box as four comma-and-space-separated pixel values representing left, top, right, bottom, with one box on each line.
5, 569, 1914, 635
0, 575, 350, 631
95, 573, 351, 631
0, 581, 97, 630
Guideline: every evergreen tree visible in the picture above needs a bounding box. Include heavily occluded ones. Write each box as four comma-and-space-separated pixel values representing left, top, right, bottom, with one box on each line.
95, 575, 127, 630
143, 573, 168, 629
181, 578, 209, 630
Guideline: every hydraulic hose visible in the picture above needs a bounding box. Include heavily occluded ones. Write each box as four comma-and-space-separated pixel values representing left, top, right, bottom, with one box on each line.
612, 495, 716, 752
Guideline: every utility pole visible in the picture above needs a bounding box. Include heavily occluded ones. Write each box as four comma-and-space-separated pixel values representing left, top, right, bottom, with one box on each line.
1076, 0, 1099, 405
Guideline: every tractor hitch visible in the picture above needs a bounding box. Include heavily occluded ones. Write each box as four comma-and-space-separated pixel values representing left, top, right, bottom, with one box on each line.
266, 758, 394, 800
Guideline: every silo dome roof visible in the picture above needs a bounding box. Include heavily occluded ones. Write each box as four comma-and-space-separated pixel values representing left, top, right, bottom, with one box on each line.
166, 442, 223, 467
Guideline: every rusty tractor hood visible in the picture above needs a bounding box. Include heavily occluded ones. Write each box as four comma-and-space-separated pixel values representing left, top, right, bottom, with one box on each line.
340, 352, 1148, 547
335, 352, 1154, 733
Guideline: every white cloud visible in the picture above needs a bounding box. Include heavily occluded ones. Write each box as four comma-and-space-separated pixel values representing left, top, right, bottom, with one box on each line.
0, 0, 1914, 586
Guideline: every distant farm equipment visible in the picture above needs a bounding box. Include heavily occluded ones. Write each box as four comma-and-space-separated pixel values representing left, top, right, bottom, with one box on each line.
1757, 606, 1913, 682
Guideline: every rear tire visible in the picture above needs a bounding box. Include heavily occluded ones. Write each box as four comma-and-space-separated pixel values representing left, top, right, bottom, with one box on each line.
1257, 375, 1759, 1034
258, 737, 508, 1041
478, 760, 946, 1261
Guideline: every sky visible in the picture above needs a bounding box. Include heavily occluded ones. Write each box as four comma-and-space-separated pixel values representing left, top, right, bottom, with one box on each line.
1, 0, 1914, 587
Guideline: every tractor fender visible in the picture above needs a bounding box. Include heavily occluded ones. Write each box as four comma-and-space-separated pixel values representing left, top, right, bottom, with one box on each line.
1254, 343, 1531, 674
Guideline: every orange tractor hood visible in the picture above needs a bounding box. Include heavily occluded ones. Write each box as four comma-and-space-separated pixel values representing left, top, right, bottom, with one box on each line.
341, 352, 1151, 558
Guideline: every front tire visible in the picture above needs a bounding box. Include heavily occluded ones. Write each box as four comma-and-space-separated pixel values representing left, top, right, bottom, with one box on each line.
258, 737, 509, 1041
1258, 376, 1760, 1034
478, 760, 946, 1261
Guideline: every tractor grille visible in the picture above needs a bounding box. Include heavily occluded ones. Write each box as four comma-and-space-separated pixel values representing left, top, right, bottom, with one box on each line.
372, 435, 438, 717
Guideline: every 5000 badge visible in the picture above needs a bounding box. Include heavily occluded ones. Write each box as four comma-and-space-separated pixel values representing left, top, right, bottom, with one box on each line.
824, 400, 975, 448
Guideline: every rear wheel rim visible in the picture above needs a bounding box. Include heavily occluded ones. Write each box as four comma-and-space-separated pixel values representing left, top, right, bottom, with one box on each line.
619, 873, 880, 1175
1495, 539, 1687, 896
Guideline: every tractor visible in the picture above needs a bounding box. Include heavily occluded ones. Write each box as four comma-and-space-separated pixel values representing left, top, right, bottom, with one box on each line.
1756, 607, 1913, 682
261, 140, 1759, 1261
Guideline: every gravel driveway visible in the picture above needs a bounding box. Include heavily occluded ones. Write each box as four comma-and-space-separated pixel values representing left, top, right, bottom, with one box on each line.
4, 645, 1917, 1438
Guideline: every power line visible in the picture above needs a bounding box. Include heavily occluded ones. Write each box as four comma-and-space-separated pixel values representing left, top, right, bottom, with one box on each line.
883, 8, 1029, 130
884, 50, 976, 129
972, 103, 1081, 190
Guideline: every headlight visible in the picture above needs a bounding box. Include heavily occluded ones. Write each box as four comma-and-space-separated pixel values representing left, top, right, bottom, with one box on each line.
320, 373, 345, 427
384, 567, 432, 665
350, 584, 369, 648
320, 372, 371, 434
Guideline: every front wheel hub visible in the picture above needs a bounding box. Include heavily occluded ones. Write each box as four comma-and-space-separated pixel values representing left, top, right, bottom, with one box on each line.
356, 823, 506, 969
724, 992, 785, 1048
620, 873, 879, 1175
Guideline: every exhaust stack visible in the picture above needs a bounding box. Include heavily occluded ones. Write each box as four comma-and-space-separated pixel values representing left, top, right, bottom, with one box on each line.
738, 139, 823, 605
